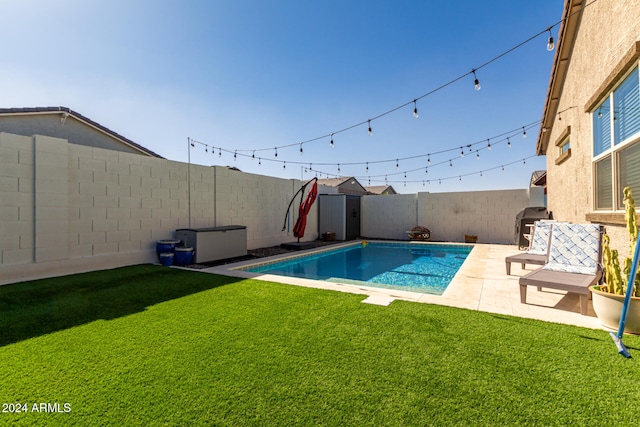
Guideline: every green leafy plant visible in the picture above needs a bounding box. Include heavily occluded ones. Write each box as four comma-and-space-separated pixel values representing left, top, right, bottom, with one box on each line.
600, 187, 640, 296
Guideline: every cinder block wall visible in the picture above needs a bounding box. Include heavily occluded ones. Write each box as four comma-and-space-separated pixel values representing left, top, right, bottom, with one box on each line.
0, 132, 314, 284
361, 194, 418, 240
419, 189, 536, 244
358, 189, 538, 244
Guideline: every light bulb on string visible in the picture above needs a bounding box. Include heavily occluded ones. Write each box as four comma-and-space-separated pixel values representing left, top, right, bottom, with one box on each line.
283, 162, 286, 170
396, 159, 399, 169
476, 150, 480, 159
274, 148, 278, 158
337, 164, 340, 174
368, 120, 373, 136
460, 147, 464, 157
425, 167, 428, 175
472, 69, 481, 91
205, 146, 208, 153
507, 137, 511, 148
459, 176, 462, 181
366, 162, 369, 173
190, 141, 195, 148
427, 154, 431, 164
252, 150, 255, 160
234, 150, 237, 161
299, 143, 303, 155
522, 127, 527, 138
258, 157, 261, 166
449, 160, 453, 168
523, 159, 526, 165
218, 148, 222, 157
330, 133, 334, 148
487, 139, 491, 150
413, 99, 418, 118
480, 171, 483, 177
546, 28, 555, 51
439, 179, 442, 185
501, 165, 505, 171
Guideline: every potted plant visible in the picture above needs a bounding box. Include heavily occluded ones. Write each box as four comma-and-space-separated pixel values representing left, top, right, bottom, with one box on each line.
590, 187, 640, 333
174, 238, 195, 266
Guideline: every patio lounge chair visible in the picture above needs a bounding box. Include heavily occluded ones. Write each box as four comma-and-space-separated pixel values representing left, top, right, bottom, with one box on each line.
519, 223, 603, 315
505, 220, 555, 275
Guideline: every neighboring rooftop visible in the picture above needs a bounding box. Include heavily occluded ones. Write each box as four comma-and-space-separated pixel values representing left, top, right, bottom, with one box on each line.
0, 106, 163, 158
365, 185, 398, 195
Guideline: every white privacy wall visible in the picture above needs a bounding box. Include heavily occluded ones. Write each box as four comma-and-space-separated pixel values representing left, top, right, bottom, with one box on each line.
360, 189, 543, 244
0, 132, 315, 284
361, 194, 418, 240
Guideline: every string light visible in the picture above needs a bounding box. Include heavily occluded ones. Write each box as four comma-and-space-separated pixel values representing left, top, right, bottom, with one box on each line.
338, 163, 341, 174
190, 141, 195, 148
546, 28, 555, 51
205, 146, 208, 153
218, 148, 222, 157
283, 161, 286, 170
522, 127, 527, 138
487, 139, 491, 150
330, 133, 334, 148
476, 150, 480, 159
366, 162, 369, 173
368, 120, 373, 136
274, 147, 278, 158
472, 69, 481, 91
252, 150, 255, 159
449, 160, 453, 168
413, 100, 418, 118
460, 147, 464, 157
396, 159, 399, 168
425, 167, 428, 175
507, 137, 511, 148
299, 143, 303, 155
198, 13, 588, 160
427, 154, 431, 164
234, 150, 237, 161
258, 157, 261, 165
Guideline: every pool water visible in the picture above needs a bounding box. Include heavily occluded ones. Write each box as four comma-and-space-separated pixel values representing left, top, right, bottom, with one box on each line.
246, 243, 473, 295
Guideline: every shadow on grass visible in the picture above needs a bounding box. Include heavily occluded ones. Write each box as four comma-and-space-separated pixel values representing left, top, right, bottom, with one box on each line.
0, 264, 242, 347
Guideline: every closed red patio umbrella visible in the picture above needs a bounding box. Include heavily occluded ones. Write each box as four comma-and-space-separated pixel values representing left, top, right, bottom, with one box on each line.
293, 180, 318, 240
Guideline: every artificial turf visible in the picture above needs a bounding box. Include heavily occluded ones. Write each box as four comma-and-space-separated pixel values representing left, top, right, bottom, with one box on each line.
1, 265, 639, 426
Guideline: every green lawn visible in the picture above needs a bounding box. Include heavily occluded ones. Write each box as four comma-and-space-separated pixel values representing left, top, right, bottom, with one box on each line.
1, 265, 639, 426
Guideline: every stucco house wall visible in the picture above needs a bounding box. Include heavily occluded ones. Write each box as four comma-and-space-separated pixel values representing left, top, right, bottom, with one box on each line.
540, 0, 640, 251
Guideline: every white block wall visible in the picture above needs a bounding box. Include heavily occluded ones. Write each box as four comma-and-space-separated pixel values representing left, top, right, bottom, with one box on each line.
0, 132, 316, 284
418, 189, 536, 244
361, 194, 418, 240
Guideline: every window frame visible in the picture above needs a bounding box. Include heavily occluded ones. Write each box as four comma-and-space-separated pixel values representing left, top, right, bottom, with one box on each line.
591, 64, 640, 212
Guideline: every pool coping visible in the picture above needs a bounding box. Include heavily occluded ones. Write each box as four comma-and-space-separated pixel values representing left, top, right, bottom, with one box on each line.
201, 239, 605, 330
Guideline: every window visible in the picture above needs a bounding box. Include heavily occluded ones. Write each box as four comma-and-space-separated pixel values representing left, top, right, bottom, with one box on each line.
555, 126, 571, 165
593, 66, 640, 210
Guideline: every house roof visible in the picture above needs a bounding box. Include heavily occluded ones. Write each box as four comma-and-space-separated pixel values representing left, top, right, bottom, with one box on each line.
365, 185, 397, 195
0, 106, 163, 158
530, 170, 547, 186
316, 177, 356, 187
536, 0, 585, 155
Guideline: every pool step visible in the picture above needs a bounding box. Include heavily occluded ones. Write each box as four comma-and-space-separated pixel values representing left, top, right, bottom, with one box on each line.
361, 295, 395, 306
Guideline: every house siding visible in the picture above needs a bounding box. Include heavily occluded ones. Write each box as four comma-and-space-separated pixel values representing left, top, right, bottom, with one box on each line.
544, 0, 640, 248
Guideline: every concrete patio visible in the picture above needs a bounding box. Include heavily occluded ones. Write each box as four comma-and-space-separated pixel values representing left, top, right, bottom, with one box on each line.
204, 241, 604, 330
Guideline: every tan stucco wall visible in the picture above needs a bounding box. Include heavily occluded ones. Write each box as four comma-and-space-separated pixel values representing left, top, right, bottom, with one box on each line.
545, 0, 640, 248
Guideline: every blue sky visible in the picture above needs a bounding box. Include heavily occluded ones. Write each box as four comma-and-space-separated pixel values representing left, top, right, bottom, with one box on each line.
2, 0, 563, 193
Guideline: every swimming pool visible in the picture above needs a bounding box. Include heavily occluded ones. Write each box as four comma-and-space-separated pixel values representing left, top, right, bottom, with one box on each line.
245, 242, 473, 295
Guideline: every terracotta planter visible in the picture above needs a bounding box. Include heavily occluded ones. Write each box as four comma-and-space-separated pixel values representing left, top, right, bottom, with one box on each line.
590, 285, 640, 334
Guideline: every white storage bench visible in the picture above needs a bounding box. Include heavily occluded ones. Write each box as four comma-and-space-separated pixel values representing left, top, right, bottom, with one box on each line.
174, 225, 247, 263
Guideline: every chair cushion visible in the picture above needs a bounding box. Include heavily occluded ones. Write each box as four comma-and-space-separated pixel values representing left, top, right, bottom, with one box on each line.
542, 223, 601, 275
526, 221, 553, 255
